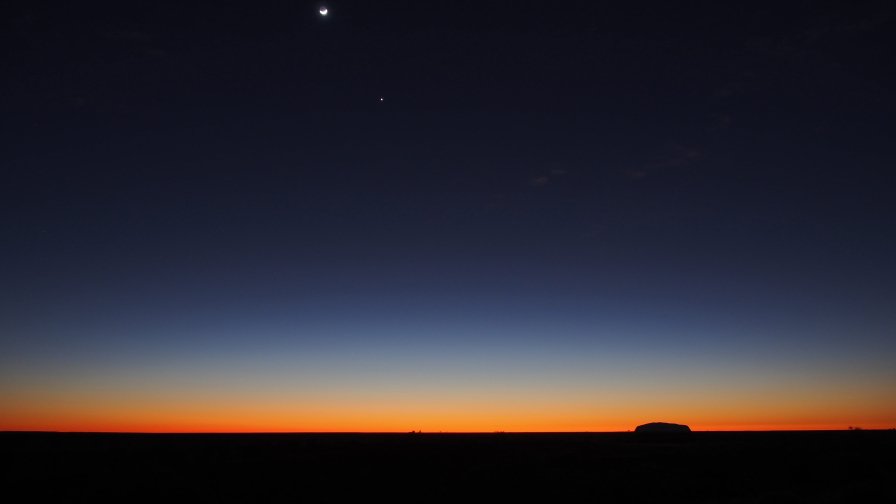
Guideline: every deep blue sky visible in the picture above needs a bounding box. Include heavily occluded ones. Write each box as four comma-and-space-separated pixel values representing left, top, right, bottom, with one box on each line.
2, 1, 895, 430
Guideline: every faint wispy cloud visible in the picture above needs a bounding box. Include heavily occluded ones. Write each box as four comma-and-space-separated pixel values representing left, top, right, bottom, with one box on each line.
624, 143, 704, 181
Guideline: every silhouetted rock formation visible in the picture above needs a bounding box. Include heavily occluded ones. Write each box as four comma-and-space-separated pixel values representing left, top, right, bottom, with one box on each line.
635, 422, 691, 433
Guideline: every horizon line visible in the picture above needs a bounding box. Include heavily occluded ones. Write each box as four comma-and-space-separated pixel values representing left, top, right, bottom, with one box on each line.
4, 428, 893, 435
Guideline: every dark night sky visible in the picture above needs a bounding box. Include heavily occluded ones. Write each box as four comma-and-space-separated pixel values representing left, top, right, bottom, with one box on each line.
2, 1, 895, 431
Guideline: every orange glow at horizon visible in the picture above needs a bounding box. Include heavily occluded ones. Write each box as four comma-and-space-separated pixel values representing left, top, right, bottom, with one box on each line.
3, 394, 894, 433
4, 344, 894, 434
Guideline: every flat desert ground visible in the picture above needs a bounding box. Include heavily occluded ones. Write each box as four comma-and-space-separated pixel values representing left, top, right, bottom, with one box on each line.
4, 431, 894, 502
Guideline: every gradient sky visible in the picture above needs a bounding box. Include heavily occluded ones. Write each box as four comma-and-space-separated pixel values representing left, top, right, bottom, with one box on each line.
2, 1, 895, 432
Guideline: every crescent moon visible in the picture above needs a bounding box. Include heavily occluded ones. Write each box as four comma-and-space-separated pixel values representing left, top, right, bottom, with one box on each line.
319, 7, 328, 16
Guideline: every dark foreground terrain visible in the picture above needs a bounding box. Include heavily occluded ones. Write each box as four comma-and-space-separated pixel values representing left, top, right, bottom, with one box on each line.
4, 431, 894, 502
